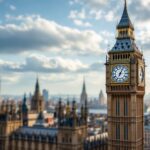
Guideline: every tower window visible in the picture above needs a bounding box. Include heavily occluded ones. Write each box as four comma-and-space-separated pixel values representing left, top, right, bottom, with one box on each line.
116, 124, 120, 140
124, 124, 128, 140
116, 96, 120, 116
124, 96, 128, 116
69, 138, 72, 143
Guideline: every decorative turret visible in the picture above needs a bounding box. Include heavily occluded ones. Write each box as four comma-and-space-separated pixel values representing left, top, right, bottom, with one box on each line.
56, 97, 88, 128
72, 100, 77, 127
57, 99, 88, 150
22, 94, 28, 126
66, 100, 70, 117
22, 94, 28, 113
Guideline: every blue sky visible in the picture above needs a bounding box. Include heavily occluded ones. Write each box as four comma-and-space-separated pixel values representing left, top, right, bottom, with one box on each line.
0, 0, 150, 96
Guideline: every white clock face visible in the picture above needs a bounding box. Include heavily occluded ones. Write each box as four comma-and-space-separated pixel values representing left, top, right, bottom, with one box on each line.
139, 66, 144, 83
112, 65, 129, 83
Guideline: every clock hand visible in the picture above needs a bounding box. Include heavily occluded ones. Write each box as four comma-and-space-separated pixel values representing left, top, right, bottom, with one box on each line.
119, 68, 124, 77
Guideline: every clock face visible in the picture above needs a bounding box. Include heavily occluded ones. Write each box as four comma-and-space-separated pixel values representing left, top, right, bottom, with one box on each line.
112, 65, 129, 83
139, 66, 144, 83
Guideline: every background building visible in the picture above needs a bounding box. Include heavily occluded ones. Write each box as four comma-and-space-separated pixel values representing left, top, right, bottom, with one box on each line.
99, 90, 106, 106
43, 89, 49, 101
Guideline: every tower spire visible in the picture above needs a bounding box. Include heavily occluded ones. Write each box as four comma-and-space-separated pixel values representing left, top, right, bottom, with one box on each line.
117, 0, 134, 30
80, 77, 88, 107
111, 0, 138, 52
124, 0, 127, 9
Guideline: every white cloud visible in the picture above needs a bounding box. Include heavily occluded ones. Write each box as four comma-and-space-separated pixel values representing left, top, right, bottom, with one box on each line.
25, 54, 88, 72
0, 53, 105, 75
141, 0, 150, 8
69, 9, 92, 27
70, 0, 108, 8
0, 15, 103, 55
105, 11, 115, 22
0, 54, 104, 74
9, 5, 16, 11
69, 9, 86, 20
73, 19, 92, 27
3, 75, 20, 83
69, 0, 116, 23
89, 10, 103, 20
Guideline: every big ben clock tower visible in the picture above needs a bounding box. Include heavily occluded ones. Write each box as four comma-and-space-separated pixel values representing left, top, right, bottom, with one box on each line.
106, 0, 145, 150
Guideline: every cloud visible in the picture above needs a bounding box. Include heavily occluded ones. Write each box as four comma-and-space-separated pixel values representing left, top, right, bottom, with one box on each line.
0, 15, 103, 55
69, 9, 92, 27
69, 9, 86, 20
140, 0, 150, 9
9, 5, 16, 11
73, 19, 92, 27
70, 0, 108, 8
68, 0, 117, 24
0, 54, 104, 74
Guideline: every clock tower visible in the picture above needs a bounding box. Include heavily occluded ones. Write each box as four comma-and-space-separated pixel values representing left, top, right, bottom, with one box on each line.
106, 0, 145, 150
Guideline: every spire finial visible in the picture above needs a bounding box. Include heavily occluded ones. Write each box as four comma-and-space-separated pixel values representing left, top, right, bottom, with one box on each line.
125, 0, 127, 8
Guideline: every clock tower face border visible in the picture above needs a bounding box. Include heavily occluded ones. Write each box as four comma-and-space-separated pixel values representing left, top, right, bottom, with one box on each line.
138, 61, 145, 87
111, 64, 130, 84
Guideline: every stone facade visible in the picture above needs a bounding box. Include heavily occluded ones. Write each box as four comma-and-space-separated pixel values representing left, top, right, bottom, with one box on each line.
106, 0, 145, 150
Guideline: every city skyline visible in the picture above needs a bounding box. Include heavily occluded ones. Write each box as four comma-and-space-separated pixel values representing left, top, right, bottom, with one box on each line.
0, 0, 150, 95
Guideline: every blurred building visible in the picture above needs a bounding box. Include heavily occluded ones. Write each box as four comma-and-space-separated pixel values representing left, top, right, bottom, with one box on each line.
43, 89, 49, 101
0, 95, 108, 150
0, 78, 108, 150
99, 90, 106, 106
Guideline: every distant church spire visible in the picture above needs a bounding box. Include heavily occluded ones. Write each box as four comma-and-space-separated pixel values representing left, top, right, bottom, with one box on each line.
80, 78, 87, 107
35, 77, 40, 94
82, 77, 86, 93
31, 77, 44, 113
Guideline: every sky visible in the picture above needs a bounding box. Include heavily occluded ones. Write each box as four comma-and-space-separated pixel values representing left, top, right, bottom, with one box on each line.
0, 0, 150, 96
